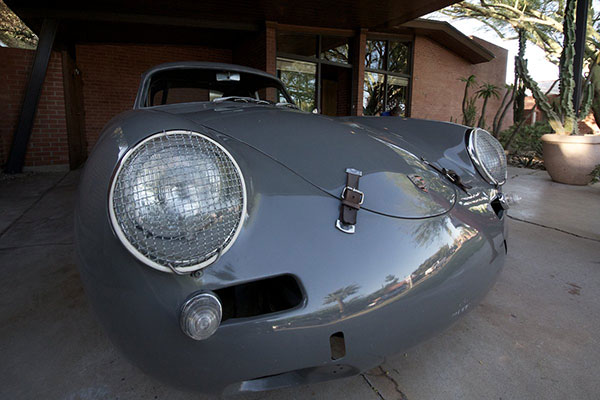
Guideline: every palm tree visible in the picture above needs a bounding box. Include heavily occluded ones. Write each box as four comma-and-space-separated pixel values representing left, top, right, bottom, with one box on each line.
460, 75, 477, 125
476, 83, 501, 129
323, 284, 360, 314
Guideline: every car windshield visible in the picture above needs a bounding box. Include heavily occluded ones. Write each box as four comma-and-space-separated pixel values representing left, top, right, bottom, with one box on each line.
143, 68, 294, 107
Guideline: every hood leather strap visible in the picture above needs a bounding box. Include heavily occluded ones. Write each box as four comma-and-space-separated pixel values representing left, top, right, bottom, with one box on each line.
336, 168, 363, 234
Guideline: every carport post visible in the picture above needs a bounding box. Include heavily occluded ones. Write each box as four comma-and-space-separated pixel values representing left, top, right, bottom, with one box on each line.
61, 46, 88, 169
4, 19, 58, 174
572, 0, 589, 116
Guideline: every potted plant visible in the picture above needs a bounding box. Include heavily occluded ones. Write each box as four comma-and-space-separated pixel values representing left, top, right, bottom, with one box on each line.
517, 0, 599, 185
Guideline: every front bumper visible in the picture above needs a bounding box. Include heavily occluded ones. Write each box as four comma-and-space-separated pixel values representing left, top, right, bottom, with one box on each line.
76, 190, 505, 394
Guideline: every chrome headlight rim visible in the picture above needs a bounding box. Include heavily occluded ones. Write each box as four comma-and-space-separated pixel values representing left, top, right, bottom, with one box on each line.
108, 130, 247, 274
467, 128, 507, 186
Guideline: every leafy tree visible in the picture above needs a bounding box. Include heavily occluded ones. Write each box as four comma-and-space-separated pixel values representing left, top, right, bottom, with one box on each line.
442, 0, 600, 123
442, 0, 599, 62
0, 1, 37, 48
279, 70, 316, 112
364, 73, 386, 116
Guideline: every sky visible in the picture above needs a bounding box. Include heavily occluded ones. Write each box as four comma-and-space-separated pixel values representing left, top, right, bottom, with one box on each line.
426, 0, 600, 85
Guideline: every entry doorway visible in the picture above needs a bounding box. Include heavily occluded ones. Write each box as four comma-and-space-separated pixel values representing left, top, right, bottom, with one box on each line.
320, 64, 351, 116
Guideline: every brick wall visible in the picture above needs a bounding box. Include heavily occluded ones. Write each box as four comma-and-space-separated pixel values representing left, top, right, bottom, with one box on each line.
76, 44, 232, 151
233, 31, 268, 71
0, 47, 68, 167
337, 67, 352, 116
232, 23, 277, 100
1, 32, 510, 168
411, 35, 512, 131
265, 23, 277, 76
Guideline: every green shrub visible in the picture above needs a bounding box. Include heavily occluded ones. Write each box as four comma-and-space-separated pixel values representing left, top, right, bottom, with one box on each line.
499, 122, 551, 169
590, 165, 600, 184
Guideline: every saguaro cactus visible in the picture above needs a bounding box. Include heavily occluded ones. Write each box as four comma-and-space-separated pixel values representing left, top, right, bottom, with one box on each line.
516, 0, 594, 135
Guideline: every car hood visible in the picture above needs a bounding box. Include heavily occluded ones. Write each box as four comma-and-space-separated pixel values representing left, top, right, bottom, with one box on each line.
176, 106, 456, 218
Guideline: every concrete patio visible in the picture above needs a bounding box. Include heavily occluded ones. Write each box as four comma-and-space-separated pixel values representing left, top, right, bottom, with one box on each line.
0, 167, 598, 399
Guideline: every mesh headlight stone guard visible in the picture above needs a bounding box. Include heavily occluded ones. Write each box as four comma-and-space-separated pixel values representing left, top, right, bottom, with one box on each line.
109, 131, 246, 274
467, 128, 507, 186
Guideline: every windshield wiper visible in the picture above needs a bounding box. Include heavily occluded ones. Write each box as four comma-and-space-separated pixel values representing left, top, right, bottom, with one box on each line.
421, 158, 472, 194
213, 96, 271, 105
275, 102, 299, 110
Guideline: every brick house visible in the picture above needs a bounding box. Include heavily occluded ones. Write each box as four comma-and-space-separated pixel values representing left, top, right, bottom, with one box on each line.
1, 2, 510, 170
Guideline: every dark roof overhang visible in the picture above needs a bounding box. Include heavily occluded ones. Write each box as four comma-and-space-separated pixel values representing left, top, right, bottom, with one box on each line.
6, 0, 462, 46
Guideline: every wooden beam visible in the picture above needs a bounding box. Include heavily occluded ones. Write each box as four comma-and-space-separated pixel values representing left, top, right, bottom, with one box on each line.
16, 9, 260, 31
363, 32, 413, 41
5, 19, 58, 174
61, 48, 87, 169
275, 23, 355, 37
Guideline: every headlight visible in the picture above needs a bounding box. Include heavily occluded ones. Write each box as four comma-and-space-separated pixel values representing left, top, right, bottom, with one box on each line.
467, 128, 507, 186
109, 130, 246, 273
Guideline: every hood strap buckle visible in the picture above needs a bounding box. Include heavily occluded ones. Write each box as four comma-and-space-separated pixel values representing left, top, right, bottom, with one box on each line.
336, 168, 363, 234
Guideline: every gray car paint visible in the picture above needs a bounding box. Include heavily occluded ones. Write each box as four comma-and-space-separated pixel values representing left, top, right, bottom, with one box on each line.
75, 62, 506, 394
171, 105, 457, 218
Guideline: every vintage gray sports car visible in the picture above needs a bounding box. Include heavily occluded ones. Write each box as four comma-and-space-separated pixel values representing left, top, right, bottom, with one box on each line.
75, 61, 508, 394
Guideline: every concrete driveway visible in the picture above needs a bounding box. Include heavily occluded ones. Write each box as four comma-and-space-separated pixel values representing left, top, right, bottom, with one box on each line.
1, 167, 598, 399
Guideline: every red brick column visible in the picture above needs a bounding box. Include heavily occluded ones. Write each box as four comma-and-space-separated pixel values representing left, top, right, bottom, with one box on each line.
265, 21, 277, 76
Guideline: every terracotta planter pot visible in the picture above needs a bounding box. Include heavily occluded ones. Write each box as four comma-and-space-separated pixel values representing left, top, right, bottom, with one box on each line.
541, 134, 600, 185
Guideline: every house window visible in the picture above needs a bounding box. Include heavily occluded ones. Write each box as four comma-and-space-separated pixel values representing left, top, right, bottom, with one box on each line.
276, 58, 317, 112
276, 31, 352, 115
363, 39, 412, 116
321, 36, 350, 64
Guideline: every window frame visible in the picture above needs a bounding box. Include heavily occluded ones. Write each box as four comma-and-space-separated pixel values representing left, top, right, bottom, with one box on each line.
364, 36, 414, 117
277, 33, 353, 113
